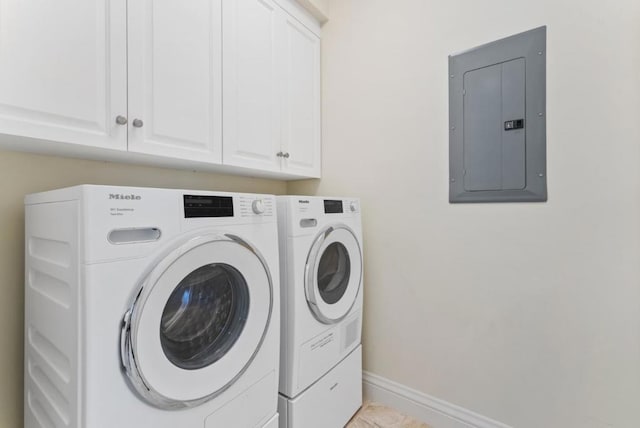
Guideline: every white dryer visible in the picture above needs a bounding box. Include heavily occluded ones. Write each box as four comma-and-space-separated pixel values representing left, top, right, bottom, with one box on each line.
24, 185, 280, 428
276, 196, 363, 428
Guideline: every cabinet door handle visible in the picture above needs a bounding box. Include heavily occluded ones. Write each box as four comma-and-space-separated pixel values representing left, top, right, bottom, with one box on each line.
276, 152, 283, 157
132, 119, 144, 128
115, 115, 128, 125
283, 152, 290, 159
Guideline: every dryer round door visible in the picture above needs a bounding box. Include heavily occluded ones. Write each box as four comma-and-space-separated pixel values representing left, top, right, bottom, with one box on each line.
305, 225, 362, 324
120, 233, 273, 409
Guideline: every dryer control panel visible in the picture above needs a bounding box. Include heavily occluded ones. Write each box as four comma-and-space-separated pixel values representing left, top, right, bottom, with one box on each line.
323, 199, 359, 214
280, 196, 360, 236
293, 198, 359, 216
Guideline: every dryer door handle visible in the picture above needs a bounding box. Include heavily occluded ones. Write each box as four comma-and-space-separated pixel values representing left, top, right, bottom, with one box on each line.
120, 308, 133, 372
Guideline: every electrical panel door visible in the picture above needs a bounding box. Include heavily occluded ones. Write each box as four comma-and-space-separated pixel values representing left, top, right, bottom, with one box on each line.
449, 27, 547, 203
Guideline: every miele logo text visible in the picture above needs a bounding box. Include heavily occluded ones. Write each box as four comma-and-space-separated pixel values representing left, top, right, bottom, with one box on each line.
109, 194, 142, 200
298, 200, 310, 204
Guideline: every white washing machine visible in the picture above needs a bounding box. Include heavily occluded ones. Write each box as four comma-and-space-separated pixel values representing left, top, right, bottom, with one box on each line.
24, 185, 280, 428
276, 196, 363, 428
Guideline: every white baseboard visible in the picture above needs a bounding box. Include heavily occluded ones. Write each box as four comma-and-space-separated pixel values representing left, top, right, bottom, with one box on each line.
362, 371, 513, 428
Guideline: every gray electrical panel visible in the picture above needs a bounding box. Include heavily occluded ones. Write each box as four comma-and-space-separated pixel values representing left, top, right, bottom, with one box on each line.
449, 26, 547, 203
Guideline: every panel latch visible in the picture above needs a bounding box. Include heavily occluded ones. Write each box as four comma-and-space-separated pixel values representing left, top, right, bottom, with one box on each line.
504, 119, 524, 131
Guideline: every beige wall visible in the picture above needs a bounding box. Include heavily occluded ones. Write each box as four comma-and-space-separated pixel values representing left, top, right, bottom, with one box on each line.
290, 0, 640, 426
0, 149, 286, 428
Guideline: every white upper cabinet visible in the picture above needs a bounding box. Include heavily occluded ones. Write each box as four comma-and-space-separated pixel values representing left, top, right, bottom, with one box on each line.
0, 0, 321, 179
223, 0, 321, 177
222, 0, 282, 173
279, 12, 321, 177
0, 0, 127, 150
127, 0, 223, 162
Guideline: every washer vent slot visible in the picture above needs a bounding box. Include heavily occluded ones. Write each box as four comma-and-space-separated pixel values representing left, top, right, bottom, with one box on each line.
108, 228, 161, 244
343, 317, 359, 351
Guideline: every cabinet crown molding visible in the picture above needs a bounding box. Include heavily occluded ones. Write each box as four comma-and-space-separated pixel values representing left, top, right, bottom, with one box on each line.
294, 0, 328, 24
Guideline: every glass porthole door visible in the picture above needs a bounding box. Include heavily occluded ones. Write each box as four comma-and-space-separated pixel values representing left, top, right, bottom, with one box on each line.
305, 225, 362, 324
160, 263, 250, 371
120, 233, 273, 409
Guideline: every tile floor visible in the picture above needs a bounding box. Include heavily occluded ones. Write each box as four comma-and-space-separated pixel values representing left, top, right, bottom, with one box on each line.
346, 401, 432, 428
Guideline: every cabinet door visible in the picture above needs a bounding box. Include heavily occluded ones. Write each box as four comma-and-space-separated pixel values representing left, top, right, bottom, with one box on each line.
127, 0, 222, 163
279, 13, 321, 177
0, 0, 127, 149
222, 0, 282, 172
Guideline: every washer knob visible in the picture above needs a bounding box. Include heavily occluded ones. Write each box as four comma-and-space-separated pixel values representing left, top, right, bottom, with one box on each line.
350, 202, 358, 212
252, 199, 265, 215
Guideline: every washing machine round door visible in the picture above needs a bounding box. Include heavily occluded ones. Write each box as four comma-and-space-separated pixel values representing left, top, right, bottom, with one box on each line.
305, 225, 362, 324
120, 233, 273, 409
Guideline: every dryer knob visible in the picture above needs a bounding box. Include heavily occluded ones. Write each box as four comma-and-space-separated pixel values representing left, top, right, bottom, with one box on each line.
252, 199, 266, 215
350, 202, 358, 212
